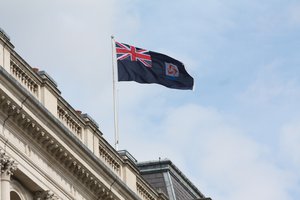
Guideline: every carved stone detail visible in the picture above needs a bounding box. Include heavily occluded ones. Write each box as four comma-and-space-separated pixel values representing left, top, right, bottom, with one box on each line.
0, 149, 18, 178
34, 190, 59, 200
0, 92, 118, 200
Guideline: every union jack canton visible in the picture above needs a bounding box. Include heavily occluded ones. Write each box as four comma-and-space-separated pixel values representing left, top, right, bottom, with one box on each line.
115, 42, 152, 68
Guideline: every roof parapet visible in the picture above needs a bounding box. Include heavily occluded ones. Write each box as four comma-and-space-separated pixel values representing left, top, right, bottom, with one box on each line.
38, 70, 58, 87
0, 27, 14, 49
0, 27, 11, 41
118, 150, 138, 164
82, 113, 99, 128
81, 113, 102, 135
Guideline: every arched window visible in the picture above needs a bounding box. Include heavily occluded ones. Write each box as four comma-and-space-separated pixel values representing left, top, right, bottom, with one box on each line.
10, 191, 22, 200
10, 179, 32, 200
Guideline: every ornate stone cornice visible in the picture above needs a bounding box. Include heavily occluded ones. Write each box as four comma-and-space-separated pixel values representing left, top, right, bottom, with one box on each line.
0, 91, 120, 200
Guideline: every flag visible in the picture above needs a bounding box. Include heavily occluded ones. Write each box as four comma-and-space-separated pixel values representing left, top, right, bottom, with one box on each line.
115, 41, 194, 90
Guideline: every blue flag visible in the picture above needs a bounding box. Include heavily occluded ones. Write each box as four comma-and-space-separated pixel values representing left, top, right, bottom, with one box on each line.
115, 41, 194, 90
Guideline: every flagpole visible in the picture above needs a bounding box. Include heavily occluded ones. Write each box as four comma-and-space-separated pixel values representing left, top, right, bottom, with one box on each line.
111, 35, 119, 150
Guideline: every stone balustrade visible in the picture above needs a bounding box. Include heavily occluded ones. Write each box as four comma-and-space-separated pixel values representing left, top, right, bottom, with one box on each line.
136, 178, 157, 200
99, 143, 121, 175
10, 59, 39, 97
57, 104, 82, 139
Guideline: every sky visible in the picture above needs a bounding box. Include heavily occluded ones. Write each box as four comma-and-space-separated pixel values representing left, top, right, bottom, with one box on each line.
1, 0, 300, 199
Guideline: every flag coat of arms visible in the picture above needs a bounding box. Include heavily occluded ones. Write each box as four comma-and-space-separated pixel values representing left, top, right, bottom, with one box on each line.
115, 41, 194, 90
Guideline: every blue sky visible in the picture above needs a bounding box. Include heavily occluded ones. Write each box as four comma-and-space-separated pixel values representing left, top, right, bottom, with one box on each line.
1, 0, 300, 199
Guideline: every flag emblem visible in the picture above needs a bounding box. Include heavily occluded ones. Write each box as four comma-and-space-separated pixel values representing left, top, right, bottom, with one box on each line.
115, 42, 152, 67
165, 62, 179, 78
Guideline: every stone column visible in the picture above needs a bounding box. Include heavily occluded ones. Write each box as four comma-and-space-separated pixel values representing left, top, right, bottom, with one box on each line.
0, 149, 4, 199
0, 149, 18, 200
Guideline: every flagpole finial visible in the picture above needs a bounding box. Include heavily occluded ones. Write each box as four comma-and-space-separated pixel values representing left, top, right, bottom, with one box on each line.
111, 35, 114, 40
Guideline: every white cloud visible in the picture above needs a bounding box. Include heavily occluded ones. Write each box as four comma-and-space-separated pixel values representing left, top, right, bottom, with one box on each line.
198, 131, 295, 200
0, 0, 144, 137
280, 120, 300, 168
288, 3, 300, 27
239, 61, 300, 105
119, 101, 297, 200
174, 105, 296, 200
277, 120, 300, 199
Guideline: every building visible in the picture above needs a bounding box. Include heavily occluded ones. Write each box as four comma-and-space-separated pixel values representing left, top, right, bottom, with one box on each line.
0, 28, 210, 200
137, 160, 211, 200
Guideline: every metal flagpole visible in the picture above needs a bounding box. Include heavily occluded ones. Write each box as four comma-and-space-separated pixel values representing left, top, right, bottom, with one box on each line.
111, 36, 119, 150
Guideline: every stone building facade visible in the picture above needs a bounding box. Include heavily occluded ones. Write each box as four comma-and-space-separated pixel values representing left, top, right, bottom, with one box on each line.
0, 28, 210, 200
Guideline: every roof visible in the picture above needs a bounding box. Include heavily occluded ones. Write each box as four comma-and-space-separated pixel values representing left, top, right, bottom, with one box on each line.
137, 159, 206, 199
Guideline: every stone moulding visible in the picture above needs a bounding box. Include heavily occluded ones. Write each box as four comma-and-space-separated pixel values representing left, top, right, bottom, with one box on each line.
0, 90, 119, 200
